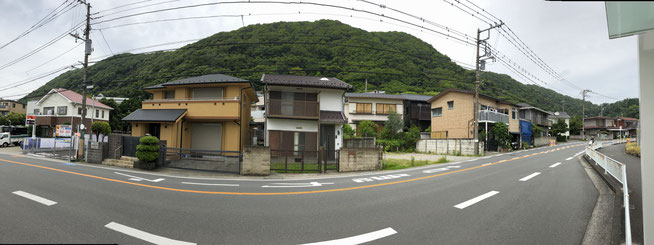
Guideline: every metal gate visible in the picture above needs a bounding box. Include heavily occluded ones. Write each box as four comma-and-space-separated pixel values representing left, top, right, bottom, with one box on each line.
122, 136, 141, 157
161, 147, 241, 174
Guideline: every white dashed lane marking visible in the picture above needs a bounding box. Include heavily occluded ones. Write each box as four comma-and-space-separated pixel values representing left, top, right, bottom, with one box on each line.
105, 222, 196, 245
454, 191, 500, 209
549, 162, 562, 168
12, 191, 57, 206
519, 172, 541, 182
353, 174, 409, 183
301, 227, 397, 245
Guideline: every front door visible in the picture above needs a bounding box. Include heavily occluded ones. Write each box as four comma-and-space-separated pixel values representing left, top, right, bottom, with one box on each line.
320, 124, 335, 160
191, 123, 222, 150
148, 123, 161, 139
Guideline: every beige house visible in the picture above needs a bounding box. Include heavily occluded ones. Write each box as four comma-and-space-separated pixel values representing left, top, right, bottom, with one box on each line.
344, 92, 404, 131
427, 89, 520, 141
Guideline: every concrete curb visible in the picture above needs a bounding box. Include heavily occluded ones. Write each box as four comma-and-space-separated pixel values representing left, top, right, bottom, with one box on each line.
579, 155, 615, 245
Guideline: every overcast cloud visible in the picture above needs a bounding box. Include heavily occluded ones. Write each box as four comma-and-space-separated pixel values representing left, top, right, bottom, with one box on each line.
0, 0, 639, 104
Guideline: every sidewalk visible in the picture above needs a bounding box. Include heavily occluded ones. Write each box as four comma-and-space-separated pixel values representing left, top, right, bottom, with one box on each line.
597, 143, 643, 244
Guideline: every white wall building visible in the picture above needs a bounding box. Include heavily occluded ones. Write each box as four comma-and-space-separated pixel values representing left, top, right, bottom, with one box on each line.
344, 92, 404, 130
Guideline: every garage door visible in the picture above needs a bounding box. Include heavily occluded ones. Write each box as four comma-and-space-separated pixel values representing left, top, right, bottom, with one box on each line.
191, 123, 222, 150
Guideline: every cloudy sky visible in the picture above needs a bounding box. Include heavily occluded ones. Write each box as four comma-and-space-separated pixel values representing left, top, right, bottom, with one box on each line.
0, 0, 639, 104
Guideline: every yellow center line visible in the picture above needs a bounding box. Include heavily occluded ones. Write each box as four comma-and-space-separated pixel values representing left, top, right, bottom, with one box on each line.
0, 144, 584, 196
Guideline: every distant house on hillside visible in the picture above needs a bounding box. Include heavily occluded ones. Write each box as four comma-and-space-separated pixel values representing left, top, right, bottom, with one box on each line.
33, 88, 112, 137
95, 94, 128, 104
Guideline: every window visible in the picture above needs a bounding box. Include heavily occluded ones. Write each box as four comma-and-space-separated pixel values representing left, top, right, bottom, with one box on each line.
431, 107, 442, 117
34, 109, 40, 115
43, 107, 55, 115
57, 106, 67, 115
96, 109, 99, 118
376, 104, 396, 114
102, 110, 105, 118
512, 109, 517, 120
165, 90, 175, 99
22, 104, 25, 109
447, 101, 454, 110
12, 103, 15, 108
78, 108, 83, 115
193, 87, 223, 99
481, 105, 488, 110
356, 103, 372, 114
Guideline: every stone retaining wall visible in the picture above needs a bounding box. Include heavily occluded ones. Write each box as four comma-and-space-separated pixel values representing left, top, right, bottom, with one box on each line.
241, 145, 270, 175
339, 147, 381, 172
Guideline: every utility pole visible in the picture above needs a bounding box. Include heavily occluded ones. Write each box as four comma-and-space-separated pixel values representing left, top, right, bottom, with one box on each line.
474, 22, 503, 156
561, 100, 566, 112
581, 89, 591, 139
70, 0, 92, 160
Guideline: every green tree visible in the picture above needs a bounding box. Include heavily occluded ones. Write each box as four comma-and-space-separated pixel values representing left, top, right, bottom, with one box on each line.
569, 116, 583, 135
493, 122, 511, 149
91, 121, 111, 140
531, 122, 544, 137
343, 124, 355, 139
3, 113, 26, 126
551, 119, 569, 136
381, 110, 403, 140
357, 120, 378, 138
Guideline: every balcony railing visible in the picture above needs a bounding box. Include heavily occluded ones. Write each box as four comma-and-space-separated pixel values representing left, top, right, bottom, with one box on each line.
268, 99, 319, 118
479, 110, 509, 124
143, 97, 239, 103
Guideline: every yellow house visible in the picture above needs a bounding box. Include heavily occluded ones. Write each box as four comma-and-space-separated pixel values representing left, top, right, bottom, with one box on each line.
123, 74, 258, 152
427, 89, 520, 141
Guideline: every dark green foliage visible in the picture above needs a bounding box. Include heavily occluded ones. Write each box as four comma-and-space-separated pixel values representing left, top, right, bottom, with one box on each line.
382, 110, 403, 139
19, 20, 638, 118
531, 122, 544, 137
0, 113, 26, 126
91, 121, 111, 140
357, 120, 378, 138
551, 119, 569, 142
569, 116, 583, 135
493, 122, 511, 149
99, 98, 142, 132
136, 136, 160, 169
343, 124, 355, 139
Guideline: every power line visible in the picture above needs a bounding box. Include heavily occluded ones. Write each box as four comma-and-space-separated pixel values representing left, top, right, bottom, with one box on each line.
98, 29, 114, 55
0, 0, 77, 51
26, 42, 83, 73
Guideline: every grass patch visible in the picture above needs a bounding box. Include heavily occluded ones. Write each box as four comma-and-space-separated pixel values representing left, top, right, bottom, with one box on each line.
383, 156, 449, 170
626, 142, 640, 157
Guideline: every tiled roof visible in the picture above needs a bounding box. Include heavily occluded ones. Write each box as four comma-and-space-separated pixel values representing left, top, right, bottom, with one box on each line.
122, 109, 187, 122
345, 93, 404, 100
320, 110, 347, 123
144, 74, 250, 90
54, 88, 112, 109
618, 117, 638, 121
549, 111, 570, 119
400, 93, 432, 102
261, 74, 352, 89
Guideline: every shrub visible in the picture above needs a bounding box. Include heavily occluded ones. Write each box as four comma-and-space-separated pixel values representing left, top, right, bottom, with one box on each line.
135, 136, 160, 170
343, 124, 355, 139
91, 121, 111, 140
625, 142, 640, 157
357, 120, 378, 138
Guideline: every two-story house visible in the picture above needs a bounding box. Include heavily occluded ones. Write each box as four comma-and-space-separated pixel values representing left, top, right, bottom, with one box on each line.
517, 103, 552, 136
344, 92, 404, 132
584, 116, 617, 138
123, 74, 257, 152
427, 89, 520, 150
0, 99, 26, 116
33, 88, 112, 137
615, 117, 638, 138
261, 74, 351, 161
548, 111, 570, 137
401, 93, 432, 131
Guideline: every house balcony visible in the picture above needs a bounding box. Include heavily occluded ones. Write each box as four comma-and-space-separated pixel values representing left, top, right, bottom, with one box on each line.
142, 98, 240, 120
478, 110, 509, 124
267, 99, 319, 119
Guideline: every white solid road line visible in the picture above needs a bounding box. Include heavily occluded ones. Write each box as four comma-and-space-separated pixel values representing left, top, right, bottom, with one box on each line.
549, 162, 562, 168
301, 227, 398, 245
181, 182, 239, 187
105, 222, 196, 245
12, 191, 57, 206
454, 191, 500, 209
262, 182, 334, 188
519, 172, 541, 182
115, 172, 165, 182
565, 157, 574, 161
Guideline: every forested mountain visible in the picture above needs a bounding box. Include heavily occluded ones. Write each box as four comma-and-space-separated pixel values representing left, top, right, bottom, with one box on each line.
21, 20, 638, 118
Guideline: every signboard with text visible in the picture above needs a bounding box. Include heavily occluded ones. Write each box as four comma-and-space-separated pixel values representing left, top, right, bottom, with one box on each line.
55, 125, 72, 137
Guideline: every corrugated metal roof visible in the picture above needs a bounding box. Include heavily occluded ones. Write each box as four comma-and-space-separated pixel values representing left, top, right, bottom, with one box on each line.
345, 93, 404, 100
261, 74, 352, 89
122, 109, 187, 122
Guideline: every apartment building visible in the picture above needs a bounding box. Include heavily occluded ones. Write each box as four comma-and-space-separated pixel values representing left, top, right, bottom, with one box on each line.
262, 74, 351, 160
123, 74, 257, 152
0, 99, 26, 116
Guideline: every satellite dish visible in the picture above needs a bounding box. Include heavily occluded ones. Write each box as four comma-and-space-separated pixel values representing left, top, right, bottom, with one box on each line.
554, 112, 560, 116
320, 77, 329, 81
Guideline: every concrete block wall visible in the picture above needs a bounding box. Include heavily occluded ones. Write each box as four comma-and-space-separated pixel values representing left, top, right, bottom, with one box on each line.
87, 142, 108, 164
534, 136, 556, 147
339, 147, 381, 172
416, 139, 484, 155
241, 145, 270, 175
107, 134, 128, 159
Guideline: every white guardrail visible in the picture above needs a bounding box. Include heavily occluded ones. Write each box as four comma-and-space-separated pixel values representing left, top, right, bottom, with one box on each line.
585, 138, 631, 245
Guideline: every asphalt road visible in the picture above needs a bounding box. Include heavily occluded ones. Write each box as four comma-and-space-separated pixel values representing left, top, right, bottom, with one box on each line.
0, 142, 598, 244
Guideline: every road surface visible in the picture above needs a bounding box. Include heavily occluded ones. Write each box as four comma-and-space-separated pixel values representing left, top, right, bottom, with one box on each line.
0, 142, 597, 244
